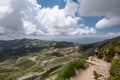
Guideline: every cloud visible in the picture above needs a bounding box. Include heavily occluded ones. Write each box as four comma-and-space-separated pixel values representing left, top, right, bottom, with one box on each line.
0, 0, 29, 37
94, 32, 120, 38
95, 17, 120, 29
36, 3, 96, 36
23, 20, 46, 35
36, 5, 79, 35
79, 0, 120, 17
64, 0, 79, 16
0, 0, 42, 37
0, 0, 96, 38
107, 32, 120, 37
0, 26, 5, 34
79, 0, 120, 29
23, 20, 38, 35
0, 0, 13, 18
0, 0, 120, 40
68, 24, 96, 36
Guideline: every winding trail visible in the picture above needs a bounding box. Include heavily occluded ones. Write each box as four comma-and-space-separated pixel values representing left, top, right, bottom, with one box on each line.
70, 56, 111, 80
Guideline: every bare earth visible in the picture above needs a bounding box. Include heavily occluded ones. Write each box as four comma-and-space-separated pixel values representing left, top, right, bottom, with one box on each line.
70, 56, 111, 80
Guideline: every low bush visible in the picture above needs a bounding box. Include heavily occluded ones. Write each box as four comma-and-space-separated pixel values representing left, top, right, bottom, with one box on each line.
56, 58, 86, 80
109, 57, 120, 80
96, 47, 116, 62
93, 71, 99, 80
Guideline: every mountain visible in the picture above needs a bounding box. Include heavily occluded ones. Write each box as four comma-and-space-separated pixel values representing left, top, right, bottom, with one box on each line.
0, 38, 52, 61
0, 38, 80, 80
0, 36, 120, 80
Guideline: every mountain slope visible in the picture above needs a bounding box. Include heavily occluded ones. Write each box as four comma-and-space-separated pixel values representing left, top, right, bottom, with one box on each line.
0, 36, 119, 80
80, 36, 120, 55
70, 36, 120, 80
0, 39, 75, 61
0, 38, 53, 61
0, 39, 81, 80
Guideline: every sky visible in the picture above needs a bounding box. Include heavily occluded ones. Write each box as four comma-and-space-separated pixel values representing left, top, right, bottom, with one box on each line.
0, 0, 120, 43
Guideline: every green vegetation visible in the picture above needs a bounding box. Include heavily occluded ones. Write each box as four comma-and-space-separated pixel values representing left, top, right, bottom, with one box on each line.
53, 42, 73, 48
0, 37, 119, 80
41, 65, 62, 80
104, 48, 115, 62
96, 47, 116, 62
15, 58, 35, 69
51, 52, 64, 57
56, 58, 86, 80
93, 71, 99, 80
109, 57, 120, 80
96, 39, 120, 62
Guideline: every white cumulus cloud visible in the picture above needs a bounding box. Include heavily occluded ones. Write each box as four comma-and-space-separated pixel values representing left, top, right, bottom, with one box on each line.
68, 24, 96, 36
96, 17, 120, 29
36, 5, 79, 35
0, 0, 97, 39
64, 0, 79, 16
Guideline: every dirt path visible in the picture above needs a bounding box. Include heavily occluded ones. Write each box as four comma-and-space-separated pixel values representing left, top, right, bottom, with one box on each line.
70, 56, 111, 80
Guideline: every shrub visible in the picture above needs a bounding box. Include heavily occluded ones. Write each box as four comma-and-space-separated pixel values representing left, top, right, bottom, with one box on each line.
97, 51, 103, 59
56, 58, 86, 80
109, 57, 120, 80
104, 48, 115, 62
93, 71, 99, 80
96, 47, 116, 62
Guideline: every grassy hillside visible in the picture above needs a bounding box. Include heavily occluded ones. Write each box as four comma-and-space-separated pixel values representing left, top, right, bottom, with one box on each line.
81, 36, 120, 55
81, 36, 120, 80
0, 36, 120, 80
0, 39, 83, 80
93, 36, 120, 62
109, 57, 120, 80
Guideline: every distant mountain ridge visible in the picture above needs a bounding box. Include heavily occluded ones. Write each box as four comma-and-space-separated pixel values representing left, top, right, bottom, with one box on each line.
0, 38, 51, 61
0, 38, 75, 61
0, 36, 120, 61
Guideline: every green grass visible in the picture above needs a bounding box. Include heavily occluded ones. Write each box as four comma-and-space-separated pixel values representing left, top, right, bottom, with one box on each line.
56, 58, 86, 80
96, 39, 120, 62
15, 58, 35, 69
93, 71, 99, 80
109, 57, 120, 80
